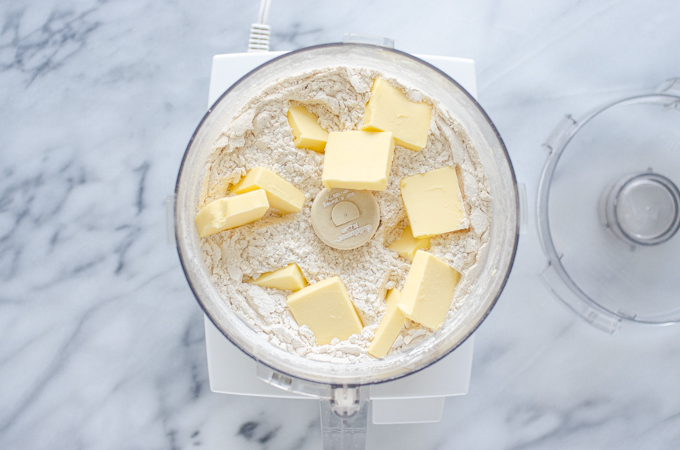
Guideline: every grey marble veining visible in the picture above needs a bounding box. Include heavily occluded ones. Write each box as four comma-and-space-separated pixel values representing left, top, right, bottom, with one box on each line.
2, 0, 680, 449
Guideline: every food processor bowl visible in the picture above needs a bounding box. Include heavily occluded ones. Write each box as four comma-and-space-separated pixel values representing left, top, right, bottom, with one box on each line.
175, 43, 519, 387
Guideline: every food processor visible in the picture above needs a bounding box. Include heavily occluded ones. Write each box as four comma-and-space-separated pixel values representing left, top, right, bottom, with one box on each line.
173, 36, 520, 449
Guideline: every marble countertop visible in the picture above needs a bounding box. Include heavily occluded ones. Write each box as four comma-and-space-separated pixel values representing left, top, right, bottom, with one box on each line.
2, 0, 680, 448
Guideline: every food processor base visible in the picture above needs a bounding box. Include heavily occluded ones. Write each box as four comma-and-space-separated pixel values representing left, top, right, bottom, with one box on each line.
205, 317, 473, 424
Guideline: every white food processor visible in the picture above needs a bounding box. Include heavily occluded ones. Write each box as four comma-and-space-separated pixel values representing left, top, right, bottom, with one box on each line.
173, 36, 520, 449
537, 79, 680, 333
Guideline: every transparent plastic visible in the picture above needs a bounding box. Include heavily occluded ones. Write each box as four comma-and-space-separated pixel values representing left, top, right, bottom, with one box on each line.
175, 43, 519, 386
602, 172, 680, 246
319, 386, 369, 450
165, 194, 176, 246
342, 33, 394, 49
518, 183, 528, 235
538, 84, 680, 331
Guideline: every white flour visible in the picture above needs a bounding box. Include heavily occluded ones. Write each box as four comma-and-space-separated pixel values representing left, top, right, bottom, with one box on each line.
199, 67, 492, 363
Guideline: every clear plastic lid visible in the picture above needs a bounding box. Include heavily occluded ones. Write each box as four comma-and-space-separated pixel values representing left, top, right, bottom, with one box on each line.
175, 43, 519, 386
537, 79, 680, 333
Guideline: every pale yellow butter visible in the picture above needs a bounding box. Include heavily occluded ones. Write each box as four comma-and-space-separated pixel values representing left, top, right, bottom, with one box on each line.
287, 276, 363, 345
387, 225, 430, 260
287, 105, 329, 153
322, 131, 395, 191
397, 250, 460, 330
231, 167, 305, 214
362, 77, 432, 151
195, 189, 269, 237
253, 263, 307, 292
368, 289, 405, 358
400, 166, 467, 238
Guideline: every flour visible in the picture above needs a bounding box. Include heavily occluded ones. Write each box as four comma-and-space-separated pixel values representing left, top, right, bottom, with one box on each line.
198, 67, 492, 363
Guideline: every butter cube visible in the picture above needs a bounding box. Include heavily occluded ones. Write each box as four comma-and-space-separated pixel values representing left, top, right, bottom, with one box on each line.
195, 190, 269, 237
231, 167, 305, 214
400, 166, 467, 238
287, 105, 329, 153
397, 250, 460, 330
322, 131, 395, 191
253, 263, 308, 292
368, 289, 405, 358
362, 77, 432, 151
387, 225, 430, 260
287, 277, 363, 345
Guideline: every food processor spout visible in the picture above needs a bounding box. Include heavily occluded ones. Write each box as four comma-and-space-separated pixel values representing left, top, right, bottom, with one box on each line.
320, 385, 369, 450
257, 364, 369, 448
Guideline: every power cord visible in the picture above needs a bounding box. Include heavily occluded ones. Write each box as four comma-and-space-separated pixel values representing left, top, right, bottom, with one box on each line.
248, 0, 271, 52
